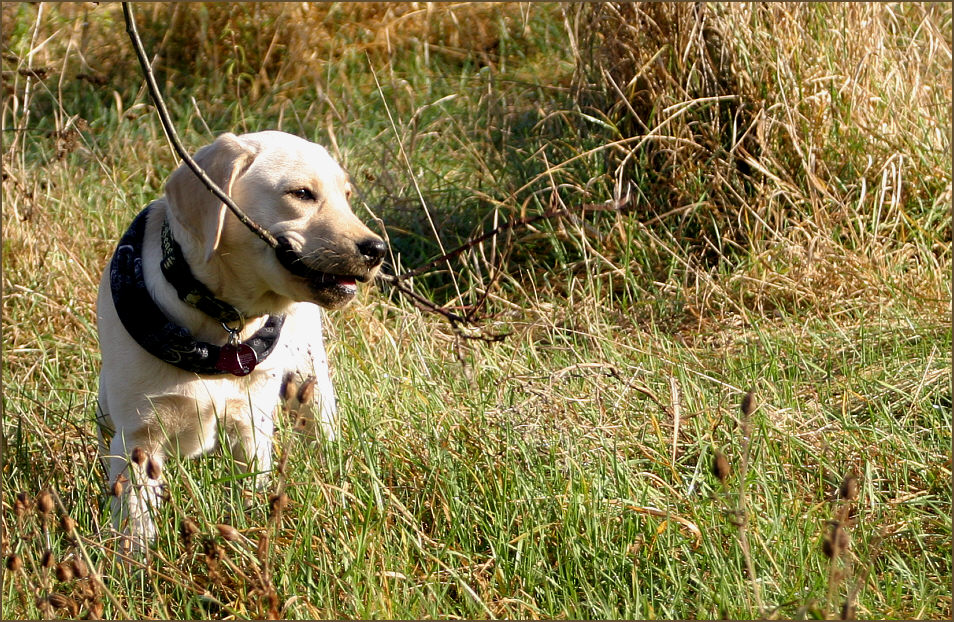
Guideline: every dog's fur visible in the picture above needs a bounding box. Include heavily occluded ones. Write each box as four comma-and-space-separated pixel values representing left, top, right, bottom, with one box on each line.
96, 131, 384, 549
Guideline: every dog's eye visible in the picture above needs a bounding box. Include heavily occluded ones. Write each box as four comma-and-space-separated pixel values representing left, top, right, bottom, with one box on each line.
289, 188, 317, 202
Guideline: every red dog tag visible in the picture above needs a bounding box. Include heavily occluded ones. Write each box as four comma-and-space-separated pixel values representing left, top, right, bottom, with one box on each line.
216, 343, 257, 376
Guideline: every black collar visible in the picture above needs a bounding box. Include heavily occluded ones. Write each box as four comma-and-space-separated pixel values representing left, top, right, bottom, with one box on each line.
110, 207, 284, 376
160, 218, 243, 325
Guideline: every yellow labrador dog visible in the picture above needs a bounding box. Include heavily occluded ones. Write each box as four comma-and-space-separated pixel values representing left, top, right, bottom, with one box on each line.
96, 130, 385, 550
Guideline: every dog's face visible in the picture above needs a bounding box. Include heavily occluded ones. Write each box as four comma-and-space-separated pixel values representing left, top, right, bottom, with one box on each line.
165, 131, 386, 311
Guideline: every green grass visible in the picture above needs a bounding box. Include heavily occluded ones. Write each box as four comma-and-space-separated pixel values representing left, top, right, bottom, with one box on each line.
2, 2, 951, 619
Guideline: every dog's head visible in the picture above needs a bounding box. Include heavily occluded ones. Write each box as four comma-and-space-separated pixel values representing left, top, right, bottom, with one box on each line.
165, 131, 386, 311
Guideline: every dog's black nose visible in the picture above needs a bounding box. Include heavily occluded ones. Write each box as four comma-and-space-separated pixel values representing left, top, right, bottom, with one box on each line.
357, 237, 387, 267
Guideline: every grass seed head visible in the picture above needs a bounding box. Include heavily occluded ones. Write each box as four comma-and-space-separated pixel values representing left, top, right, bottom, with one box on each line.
14, 491, 31, 517
823, 521, 851, 559
130, 446, 146, 466
216, 523, 240, 542
838, 473, 860, 501
41, 549, 55, 569
280, 371, 298, 403
840, 600, 856, 620
179, 517, 199, 547
145, 458, 161, 480
268, 492, 289, 519
256, 531, 270, 562
297, 375, 316, 405
59, 514, 76, 534
70, 557, 89, 579
55, 561, 75, 582
87, 600, 104, 619
740, 390, 756, 418
109, 478, 124, 497
712, 449, 731, 483
36, 490, 54, 517
6, 554, 22, 572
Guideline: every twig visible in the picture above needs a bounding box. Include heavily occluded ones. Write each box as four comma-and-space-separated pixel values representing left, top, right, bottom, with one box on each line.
736, 390, 764, 617
377, 273, 509, 342
375, 273, 468, 324
392, 204, 566, 283
391, 194, 632, 283
122, 0, 630, 340
375, 193, 631, 337
670, 376, 681, 468
121, 2, 279, 250
123, 1, 507, 340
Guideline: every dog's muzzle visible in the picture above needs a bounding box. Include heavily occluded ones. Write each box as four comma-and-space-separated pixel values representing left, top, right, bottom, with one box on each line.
275, 236, 386, 283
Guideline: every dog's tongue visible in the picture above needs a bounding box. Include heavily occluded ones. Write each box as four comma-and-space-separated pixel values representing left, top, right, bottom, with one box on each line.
336, 277, 357, 293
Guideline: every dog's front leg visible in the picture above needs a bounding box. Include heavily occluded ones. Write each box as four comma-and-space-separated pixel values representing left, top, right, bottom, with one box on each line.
224, 399, 274, 491
107, 433, 165, 554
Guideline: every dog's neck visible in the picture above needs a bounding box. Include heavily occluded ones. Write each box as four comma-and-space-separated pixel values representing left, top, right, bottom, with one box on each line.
112, 206, 286, 376
160, 218, 248, 327
163, 213, 294, 323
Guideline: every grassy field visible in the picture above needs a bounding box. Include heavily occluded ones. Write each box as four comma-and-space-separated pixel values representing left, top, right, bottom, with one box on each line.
1, 2, 951, 619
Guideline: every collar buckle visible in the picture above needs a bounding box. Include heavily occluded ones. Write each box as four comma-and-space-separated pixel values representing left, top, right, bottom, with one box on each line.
221, 319, 244, 347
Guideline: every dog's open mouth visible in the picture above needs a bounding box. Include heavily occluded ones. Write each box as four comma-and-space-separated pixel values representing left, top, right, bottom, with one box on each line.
308, 272, 358, 296
275, 237, 362, 298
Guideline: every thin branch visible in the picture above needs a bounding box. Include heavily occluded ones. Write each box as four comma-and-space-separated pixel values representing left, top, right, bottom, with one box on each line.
376, 273, 508, 342
123, 0, 630, 340
736, 390, 764, 617
392, 194, 632, 283
121, 2, 279, 250
123, 1, 494, 335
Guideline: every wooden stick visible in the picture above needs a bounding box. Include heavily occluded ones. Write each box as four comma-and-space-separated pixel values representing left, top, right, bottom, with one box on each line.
121, 2, 279, 250
122, 1, 628, 340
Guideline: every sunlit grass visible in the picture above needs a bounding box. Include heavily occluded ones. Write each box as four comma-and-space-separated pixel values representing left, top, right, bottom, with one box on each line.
2, 2, 950, 619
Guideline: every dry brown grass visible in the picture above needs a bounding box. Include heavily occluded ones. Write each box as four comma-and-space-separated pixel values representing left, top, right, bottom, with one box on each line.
562, 2, 951, 329
571, 2, 951, 220
1, 2, 528, 98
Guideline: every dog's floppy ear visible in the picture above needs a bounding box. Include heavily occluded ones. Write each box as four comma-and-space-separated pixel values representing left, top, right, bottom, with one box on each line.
165, 133, 256, 263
